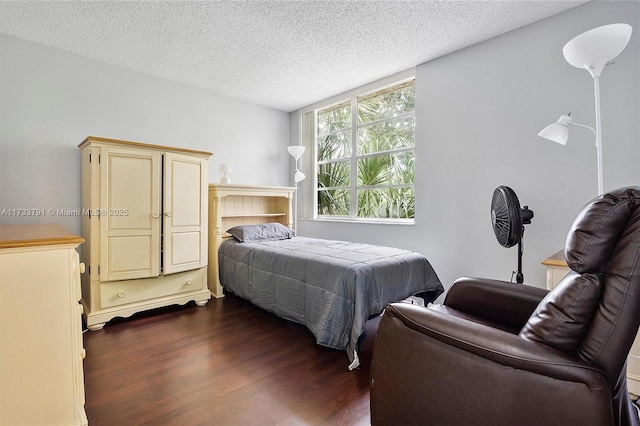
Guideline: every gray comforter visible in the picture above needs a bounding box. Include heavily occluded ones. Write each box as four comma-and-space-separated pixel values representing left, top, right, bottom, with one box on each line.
218, 236, 443, 369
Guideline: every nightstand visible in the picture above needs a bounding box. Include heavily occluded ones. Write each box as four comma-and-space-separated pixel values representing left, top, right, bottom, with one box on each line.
541, 250, 570, 290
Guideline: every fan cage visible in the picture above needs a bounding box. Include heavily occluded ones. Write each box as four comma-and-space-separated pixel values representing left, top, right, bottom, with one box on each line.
491, 186, 522, 248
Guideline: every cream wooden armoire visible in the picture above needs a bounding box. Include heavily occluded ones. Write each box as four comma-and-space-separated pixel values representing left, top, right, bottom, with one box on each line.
79, 136, 212, 331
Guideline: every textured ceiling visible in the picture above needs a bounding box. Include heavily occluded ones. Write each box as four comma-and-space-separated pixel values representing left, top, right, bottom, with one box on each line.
0, 1, 587, 112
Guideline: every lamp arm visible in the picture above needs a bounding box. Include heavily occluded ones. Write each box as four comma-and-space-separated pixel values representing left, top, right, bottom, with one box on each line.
568, 121, 596, 138
568, 119, 602, 194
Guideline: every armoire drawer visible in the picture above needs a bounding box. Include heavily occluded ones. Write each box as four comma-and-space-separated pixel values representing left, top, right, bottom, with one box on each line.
100, 269, 204, 308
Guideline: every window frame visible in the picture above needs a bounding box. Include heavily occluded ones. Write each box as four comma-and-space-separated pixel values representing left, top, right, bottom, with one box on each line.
314, 78, 416, 224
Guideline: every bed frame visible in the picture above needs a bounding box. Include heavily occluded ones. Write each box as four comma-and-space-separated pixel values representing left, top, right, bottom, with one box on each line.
207, 184, 296, 298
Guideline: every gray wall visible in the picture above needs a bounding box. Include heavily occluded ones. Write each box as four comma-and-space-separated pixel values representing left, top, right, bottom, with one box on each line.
294, 1, 639, 296
1, 2, 637, 298
0, 34, 290, 234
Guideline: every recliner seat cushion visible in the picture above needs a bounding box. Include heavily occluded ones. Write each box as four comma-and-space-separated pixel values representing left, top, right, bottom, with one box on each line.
520, 272, 602, 352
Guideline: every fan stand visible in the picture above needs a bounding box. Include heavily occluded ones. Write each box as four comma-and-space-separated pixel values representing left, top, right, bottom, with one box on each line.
515, 226, 525, 283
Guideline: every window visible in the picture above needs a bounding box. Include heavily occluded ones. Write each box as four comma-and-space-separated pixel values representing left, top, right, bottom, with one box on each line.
315, 80, 415, 221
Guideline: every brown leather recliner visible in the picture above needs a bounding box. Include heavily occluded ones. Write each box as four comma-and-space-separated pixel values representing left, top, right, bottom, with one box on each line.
370, 186, 640, 426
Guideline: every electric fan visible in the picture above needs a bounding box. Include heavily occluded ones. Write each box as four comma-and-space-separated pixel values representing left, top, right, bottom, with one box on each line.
490, 186, 534, 283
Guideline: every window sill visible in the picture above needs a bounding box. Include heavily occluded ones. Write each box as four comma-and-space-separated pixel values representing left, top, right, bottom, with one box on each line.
301, 218, 414, 226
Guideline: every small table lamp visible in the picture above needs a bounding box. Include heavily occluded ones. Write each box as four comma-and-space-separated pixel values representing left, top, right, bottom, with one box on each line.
219, 163, 232, 184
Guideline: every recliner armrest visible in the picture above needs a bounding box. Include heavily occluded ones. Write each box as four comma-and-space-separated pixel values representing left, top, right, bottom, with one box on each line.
384, 302, 604, 384
371, 303, 613, 426
443, 276, 549, 332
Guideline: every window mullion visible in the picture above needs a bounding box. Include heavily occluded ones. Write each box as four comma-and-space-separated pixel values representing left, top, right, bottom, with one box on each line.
356, 146, 413, 160
357, 111, 414, 129
350, 95, 358, 219
310, 110, 318, 219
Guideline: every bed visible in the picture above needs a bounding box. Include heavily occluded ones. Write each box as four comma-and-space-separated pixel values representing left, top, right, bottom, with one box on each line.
207, 184, 443, 369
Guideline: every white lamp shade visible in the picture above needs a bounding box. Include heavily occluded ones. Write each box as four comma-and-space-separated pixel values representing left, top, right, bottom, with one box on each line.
287, 145, 306, 158
563, 23, 632, 76
538, 115, 572, 145
219, 163, 232, 184
294, 169, 306, 182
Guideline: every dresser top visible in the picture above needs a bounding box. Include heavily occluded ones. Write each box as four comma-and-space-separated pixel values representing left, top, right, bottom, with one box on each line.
541, 250, 567, 267
0, 224, 84, 249
79, 136, 212, 157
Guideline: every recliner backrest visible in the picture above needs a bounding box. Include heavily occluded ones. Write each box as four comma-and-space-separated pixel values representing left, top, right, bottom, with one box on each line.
566, 187, 640, 388
520, 187, 640, 389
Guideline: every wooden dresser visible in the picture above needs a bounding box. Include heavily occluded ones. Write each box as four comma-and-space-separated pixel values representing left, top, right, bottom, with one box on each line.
79, 137, 212, 330
0, 224, 87, 425
208, 184, 295, 298
542, 251, 640, 397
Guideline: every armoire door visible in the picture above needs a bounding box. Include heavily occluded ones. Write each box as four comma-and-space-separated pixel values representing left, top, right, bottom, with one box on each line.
163, 153, 208, 274
100, 147, 162, 281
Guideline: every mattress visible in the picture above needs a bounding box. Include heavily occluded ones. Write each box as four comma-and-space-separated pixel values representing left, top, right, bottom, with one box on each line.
218, 236, 444, 369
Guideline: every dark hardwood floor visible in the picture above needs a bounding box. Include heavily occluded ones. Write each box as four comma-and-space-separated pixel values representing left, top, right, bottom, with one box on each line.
82, 293, 379, 425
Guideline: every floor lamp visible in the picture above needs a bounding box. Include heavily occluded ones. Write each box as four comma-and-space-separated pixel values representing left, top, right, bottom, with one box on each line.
287, 145, 306, 232
538, 23, 632, 195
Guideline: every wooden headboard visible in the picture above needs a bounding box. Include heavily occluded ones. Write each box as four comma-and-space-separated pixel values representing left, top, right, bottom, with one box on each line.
207, 184, 296, 298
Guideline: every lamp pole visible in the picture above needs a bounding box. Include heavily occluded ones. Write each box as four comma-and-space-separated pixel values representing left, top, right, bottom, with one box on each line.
592, 76, 604, 195
287, 145, 306, 232
293, 180, 299, 233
